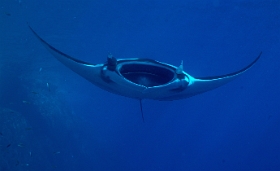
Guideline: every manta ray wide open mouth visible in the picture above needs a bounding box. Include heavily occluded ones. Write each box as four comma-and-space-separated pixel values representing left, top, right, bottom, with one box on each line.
119, 63, 175, 87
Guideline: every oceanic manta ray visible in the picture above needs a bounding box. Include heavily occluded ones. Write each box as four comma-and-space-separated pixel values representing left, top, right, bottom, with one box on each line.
29, 26, 261, 101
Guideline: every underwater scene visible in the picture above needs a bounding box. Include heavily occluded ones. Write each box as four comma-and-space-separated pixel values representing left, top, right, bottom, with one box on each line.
1, 0, 280, 170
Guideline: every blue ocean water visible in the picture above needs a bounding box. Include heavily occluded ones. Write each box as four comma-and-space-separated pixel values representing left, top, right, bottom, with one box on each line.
1, 0, 279, 170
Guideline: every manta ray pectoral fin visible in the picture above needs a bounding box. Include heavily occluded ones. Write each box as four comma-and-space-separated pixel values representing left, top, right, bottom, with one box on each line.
28, 25, 105, 86
185, 52, 262, 97
28, 25, 90, 66
157, 52, 261, 100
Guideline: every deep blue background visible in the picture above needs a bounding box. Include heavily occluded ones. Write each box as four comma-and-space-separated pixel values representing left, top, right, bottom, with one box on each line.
1, 0, 280, 170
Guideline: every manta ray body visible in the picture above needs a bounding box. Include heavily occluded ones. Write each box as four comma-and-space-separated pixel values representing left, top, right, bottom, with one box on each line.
29, 26, 261, 101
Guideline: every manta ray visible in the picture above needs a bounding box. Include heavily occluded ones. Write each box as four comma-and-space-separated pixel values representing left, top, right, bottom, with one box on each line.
29, 25, 261, 120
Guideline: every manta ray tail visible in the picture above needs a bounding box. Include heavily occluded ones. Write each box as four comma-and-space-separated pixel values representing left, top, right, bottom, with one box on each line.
139, 99, 145, 123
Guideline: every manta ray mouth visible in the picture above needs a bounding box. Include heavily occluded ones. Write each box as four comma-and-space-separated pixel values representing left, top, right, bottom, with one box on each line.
119, 63, 175, 87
